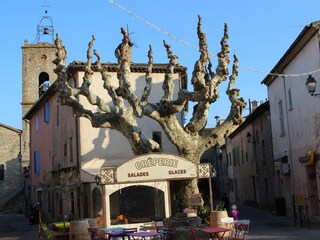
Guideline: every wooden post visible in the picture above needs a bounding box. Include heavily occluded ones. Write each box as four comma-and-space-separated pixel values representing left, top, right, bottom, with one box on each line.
102, 185, 107, 228
208, 175, 213, 212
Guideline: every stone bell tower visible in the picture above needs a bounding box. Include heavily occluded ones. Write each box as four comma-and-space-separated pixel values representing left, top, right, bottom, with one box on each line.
21, 11, 57, 166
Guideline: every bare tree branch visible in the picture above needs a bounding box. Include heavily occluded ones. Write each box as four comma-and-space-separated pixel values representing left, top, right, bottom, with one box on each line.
54, 16, 245, 164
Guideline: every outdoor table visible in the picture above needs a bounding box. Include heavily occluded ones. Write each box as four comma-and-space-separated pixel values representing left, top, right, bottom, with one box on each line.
201, 227, 231, 240
100, 227, 125, 240
100, 227, 124, 231
51, 221, 70, 232
127, 231, 160, 240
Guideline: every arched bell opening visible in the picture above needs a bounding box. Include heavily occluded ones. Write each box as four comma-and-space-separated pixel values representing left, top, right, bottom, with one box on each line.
38, 72, 50, 97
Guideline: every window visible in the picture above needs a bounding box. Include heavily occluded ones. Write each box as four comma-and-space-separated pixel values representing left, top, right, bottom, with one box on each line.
34, 151, 40, 174
36, 115, 39, 133
288, 88, 293, 110
232, 146, 240, 166
152, 132, 162, 149
0, 164, 4, 180
69, 137, 73, 162
278, 100, 285, 135
64, 143, 67, 156
241, 150, 244, 164
71, 192, 75, 214
44, 102, 50, 123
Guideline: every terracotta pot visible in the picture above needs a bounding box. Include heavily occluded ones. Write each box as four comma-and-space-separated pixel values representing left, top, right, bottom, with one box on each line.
187, 212, 197, 218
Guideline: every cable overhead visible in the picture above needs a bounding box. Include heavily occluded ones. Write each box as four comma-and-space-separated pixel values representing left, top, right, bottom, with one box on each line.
108, 0, 320, 78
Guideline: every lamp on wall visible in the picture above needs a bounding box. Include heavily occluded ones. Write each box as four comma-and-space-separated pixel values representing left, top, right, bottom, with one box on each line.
305, 75, 320, 98
17, 152, 22, 162
95, 174, 101, 186
246, 132, 255, 143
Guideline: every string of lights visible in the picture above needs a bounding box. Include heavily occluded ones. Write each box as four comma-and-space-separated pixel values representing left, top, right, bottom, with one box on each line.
108, 0, 320, 78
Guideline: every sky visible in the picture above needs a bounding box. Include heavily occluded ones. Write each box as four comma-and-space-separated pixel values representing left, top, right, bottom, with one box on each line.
0, 0, 319, 130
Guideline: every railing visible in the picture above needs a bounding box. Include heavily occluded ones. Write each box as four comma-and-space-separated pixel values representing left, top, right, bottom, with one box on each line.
293, 204, 309, 229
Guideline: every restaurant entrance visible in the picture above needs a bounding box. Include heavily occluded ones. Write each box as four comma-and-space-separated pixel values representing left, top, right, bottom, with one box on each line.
109, 185, 165, 225
99, 153, 212, 228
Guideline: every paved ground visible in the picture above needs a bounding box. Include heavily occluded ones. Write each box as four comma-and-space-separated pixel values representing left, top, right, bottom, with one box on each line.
0, 213, 38, 239
0, 205, 320, 239
239, 204, 320, 240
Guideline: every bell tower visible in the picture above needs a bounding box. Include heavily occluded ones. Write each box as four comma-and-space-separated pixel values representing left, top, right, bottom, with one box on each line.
21, 11, 57, 166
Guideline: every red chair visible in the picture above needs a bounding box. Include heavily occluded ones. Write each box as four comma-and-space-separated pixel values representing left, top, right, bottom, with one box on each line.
187, 227, 209, 240
224, 219, 250, 240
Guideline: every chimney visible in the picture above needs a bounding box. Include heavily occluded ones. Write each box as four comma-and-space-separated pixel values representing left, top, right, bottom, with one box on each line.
251, 100, 258, 111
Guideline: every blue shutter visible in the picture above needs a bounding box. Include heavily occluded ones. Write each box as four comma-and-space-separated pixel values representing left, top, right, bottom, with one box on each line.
34, 151, 40, 174
44, 102, 50, 123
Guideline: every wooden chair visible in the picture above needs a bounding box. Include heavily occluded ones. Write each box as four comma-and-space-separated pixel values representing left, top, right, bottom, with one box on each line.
224, 219, 250, 240
40, 223, 57, 240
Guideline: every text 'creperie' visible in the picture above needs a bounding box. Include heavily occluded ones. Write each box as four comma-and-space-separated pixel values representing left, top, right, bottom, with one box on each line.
135, 157, 178, 170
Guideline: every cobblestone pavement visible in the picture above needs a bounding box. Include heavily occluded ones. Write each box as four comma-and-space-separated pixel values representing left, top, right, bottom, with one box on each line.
1, 205, 320, 239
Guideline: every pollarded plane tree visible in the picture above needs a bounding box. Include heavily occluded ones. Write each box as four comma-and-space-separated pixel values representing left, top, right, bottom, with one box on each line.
53, 15, 245, 204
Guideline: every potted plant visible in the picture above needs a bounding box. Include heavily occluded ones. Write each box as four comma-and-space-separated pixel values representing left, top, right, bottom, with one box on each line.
183, 206, 198, 217
195, 205, 211, 224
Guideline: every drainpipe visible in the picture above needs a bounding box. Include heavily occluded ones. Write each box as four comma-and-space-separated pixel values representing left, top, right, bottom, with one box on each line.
18, 132, 23, 189
282, 76, 295, 206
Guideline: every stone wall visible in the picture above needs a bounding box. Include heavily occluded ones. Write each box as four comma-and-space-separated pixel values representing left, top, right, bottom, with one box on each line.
0, 123, 22, 209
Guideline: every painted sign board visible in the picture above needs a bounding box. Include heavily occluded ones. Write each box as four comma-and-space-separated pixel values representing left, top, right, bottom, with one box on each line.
116, 153, 197, 183
100, 153, 211, 184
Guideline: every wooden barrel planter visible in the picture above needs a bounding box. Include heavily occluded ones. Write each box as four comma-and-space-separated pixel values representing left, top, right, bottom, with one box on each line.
209, 210, 228, 228
69, 220, 90, 240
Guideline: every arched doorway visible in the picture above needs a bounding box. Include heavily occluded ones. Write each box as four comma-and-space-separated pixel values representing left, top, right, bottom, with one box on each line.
109, 185, 165, 225
92, 187, 102, 217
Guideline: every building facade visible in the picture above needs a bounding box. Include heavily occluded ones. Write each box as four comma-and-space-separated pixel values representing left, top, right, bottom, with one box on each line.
24, 63, 187, 223
0, 123, 23, 210
262, 21, 320, 218
225, 101, 275, 210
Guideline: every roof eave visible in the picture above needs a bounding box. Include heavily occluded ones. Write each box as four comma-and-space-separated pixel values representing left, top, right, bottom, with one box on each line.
262, 21, 320, 86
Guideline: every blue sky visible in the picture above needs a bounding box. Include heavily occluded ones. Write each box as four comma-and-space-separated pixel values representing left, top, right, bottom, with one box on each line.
1, 0, 319, 129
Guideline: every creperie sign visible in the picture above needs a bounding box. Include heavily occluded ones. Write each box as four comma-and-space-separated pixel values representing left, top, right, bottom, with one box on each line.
135, 157, 178, 170
116, 154, 198, 183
